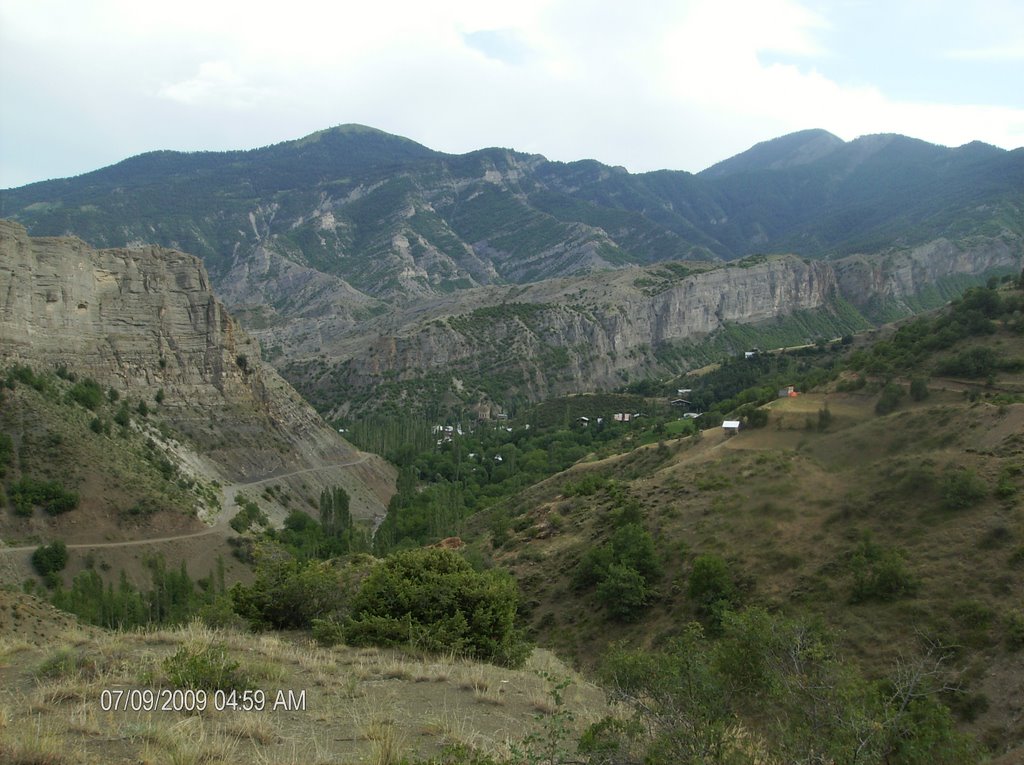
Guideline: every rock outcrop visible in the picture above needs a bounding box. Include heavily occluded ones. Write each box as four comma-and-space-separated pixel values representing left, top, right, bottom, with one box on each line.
0, 220, 394, 520
280, 236, 1023, 417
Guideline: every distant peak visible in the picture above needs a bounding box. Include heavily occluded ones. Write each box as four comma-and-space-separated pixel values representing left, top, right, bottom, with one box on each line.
699, 129, 845, 178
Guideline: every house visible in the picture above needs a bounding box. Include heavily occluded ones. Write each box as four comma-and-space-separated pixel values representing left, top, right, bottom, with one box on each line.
677, 388, 692, 396
778, 385, 798, 398
670, 398, 693, 409
744, 349, 760, 359
722, 419, 741, 435
577, 416, 590, 427
613, 412, 632, 422
682, 412, 702, 419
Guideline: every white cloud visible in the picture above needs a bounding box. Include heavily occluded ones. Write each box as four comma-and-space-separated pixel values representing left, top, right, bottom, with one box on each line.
158, 61, 270, 107
1, 0, 1023, 188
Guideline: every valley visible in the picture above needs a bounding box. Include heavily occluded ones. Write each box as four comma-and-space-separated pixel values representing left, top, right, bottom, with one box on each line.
0, 126, 1022, 764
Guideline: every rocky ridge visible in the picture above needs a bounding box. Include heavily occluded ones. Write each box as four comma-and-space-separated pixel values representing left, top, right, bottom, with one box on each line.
0, 220, 394, 520
280, 234, 1023, 417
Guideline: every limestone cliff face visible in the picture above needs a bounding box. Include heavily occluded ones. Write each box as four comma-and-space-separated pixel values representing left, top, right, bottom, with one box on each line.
0, 220, 394, 519
834, 237, 1022, 311
0, 220, 240, 394
290, 255, 845, 413
283, 237, 1022, 416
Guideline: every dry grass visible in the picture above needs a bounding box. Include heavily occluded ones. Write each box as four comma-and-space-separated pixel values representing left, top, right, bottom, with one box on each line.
0, 715, 79, 765
0, 610, 609, 765
222, 711, 281, 746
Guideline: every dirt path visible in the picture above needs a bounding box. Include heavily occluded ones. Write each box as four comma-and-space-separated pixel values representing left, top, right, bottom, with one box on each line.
0, 454, 372, 555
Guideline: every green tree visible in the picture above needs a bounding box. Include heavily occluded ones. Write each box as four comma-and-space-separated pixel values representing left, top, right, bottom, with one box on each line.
32, 540, 68, 581
688, 554, 736, 626
596, 564, 652, 622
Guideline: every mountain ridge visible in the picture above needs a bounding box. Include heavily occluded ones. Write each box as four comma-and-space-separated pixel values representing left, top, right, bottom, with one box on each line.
2, 125, 1020, 415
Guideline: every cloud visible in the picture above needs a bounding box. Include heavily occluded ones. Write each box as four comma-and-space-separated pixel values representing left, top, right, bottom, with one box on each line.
2, 0, 1023, 188
158, 61, 270, 108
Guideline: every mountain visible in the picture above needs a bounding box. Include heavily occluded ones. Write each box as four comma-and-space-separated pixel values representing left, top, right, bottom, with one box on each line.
0, 220, 395, 558
1, 126, 1021, 416
698, 128, 847, 177
2, 126, 1020, 302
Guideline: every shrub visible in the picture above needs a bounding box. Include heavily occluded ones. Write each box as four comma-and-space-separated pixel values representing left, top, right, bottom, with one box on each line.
162, 642, 253, 692
940, 468, 987, 511
1005, 611, 1024, 652
688, 554, 736, 619
850, 537, 917, 603
231, 547, 351, 630
596, 564, 652, 622
9, 478, 79, 516
909, 377, 930, 401
113, 403, 131, 428
875, 383, 905, 415
0, 432, 12, 477
66, 378, 103, 410
345, 547, 529, 666
32, 541, 68, 579
936, 347, 1000, 378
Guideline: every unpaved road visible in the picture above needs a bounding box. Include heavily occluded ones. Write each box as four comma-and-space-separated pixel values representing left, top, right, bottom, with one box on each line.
0, 454, 372, 555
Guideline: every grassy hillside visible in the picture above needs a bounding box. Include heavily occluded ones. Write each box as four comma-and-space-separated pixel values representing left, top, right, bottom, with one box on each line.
445, 281, 1024, 756
0, 598, 607, 765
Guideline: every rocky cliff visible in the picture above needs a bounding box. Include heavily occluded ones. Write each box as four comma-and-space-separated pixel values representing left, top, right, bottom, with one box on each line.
281, 236, 1022, 417
0, 220, 394, 521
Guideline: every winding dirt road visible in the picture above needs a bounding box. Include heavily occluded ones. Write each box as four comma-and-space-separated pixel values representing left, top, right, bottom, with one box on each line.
0, 454, 372, 555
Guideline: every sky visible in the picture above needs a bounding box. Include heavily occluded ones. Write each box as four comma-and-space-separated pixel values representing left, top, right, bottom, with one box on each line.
1, 0, 1022, 189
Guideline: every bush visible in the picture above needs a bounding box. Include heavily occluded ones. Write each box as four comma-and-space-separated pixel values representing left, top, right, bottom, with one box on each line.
688, 554, 736, 620
0, 432, 12, 477
345, 547, 529, 666
875, 383, 905, 415
909, 377, 930, 401
596, 564, 652, 622
31, 541, 68, 579
935, 347, 1000, 378
574, 523, 661, 620
9, 478, 79, 516
940, 468, 987, 511
66, 378, 103, 410
162, 642, 253, 692
850, 537, 917, 603
231, 546, 352, 630
1005, 610, 1024, 652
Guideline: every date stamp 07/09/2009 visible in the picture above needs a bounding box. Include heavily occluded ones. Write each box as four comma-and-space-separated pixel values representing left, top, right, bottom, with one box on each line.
98, 688, 307, 713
